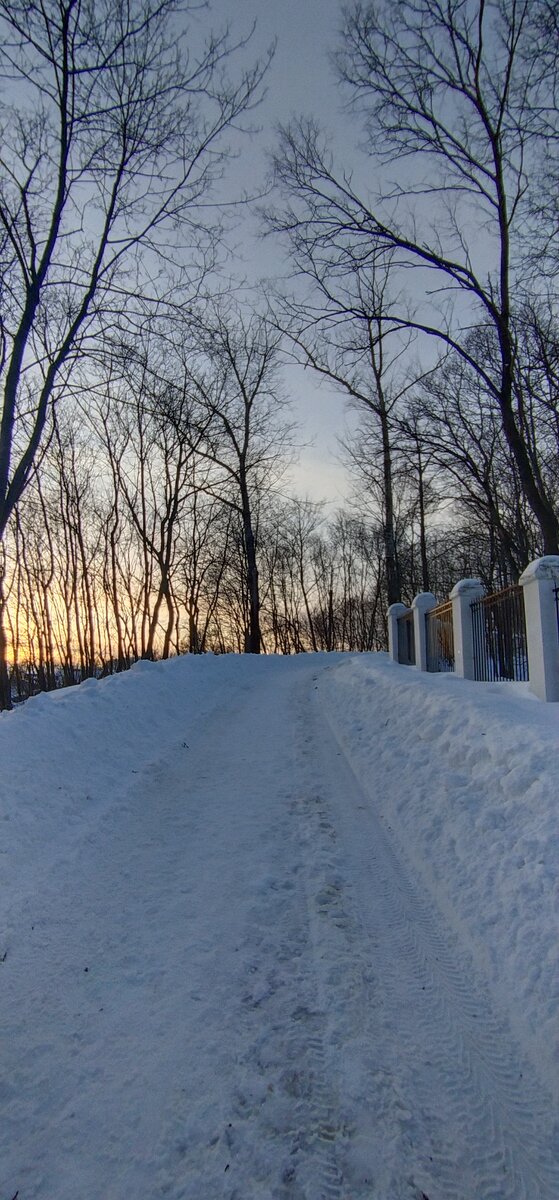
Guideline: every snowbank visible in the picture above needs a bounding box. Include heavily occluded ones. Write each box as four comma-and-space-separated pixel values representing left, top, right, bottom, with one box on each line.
0, 655, 278, 921
320, 653, 559, 1097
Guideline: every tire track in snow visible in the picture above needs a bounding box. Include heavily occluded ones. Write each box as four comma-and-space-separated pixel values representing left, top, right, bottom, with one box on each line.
287, 678, 407, 1199
309, 672, 559, 1200
145, 664, 350, 1200
291, 708, 422, 1198
212, 670, 351, 1200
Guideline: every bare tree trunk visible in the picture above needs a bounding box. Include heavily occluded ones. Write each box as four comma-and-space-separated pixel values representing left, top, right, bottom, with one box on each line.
0, 563, 11, 710
242, 502, 261, 654
379, 405, 400, 604
415, 442, 430, 594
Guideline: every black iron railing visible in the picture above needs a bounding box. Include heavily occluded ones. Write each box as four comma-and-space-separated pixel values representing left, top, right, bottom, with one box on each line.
555, 586, 559, 639
397, 609, 415, 665
426, 600, 455, 672
471, 584, 528, 682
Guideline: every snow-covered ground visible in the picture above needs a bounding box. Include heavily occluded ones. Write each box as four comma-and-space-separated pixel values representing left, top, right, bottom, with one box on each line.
0, 652, 557, 1199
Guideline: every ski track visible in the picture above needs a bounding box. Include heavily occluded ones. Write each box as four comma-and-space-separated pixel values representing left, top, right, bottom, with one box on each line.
0, 657, 557, 1199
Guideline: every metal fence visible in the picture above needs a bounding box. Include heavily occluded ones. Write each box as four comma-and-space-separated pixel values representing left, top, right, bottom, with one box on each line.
397, 610, 415, 666
471, 584, 528, 682
426, 600, 455, 672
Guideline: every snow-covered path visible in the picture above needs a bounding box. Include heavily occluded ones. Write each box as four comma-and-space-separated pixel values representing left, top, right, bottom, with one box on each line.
1, 656, 558, 1199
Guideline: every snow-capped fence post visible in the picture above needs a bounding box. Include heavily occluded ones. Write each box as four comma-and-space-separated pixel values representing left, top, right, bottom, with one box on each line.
387, 602, 409, 662
411, 592, 437, 671
450, 579, 485, 679
519, 556, 559, 702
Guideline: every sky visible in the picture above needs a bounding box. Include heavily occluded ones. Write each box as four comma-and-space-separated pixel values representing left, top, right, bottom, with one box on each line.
207, 0, 362, 508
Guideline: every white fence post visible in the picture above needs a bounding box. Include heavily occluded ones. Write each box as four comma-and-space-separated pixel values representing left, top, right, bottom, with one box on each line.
387, 602, 408, 662
412, 592, 437, 671
519, 556, 559, 702
450, 578, 485, 678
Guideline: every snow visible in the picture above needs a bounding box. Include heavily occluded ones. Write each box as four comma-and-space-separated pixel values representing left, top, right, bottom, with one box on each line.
320, 655, 559, 1098
0, 652, 558, 1199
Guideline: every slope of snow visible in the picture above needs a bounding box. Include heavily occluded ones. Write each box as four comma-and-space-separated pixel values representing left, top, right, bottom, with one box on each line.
0, 655, 259, 913
319, 653, 559, 1100
0, 652, 557, 1199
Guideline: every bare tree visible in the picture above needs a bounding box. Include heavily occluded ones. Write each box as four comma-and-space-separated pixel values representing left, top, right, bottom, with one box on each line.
405, 348, 544, 582
173, 308, 292, 654
270, 255, 421, 605
270, 0, 559, 563
173, 486, 235, 654
0, 0, 270, 706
